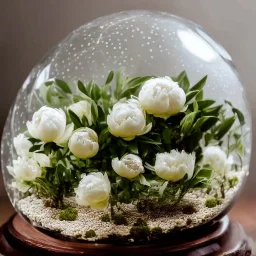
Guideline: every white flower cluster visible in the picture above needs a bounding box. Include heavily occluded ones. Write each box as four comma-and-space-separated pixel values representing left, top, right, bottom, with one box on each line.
107, 77, 186, 140
8, 133, 51, 192
202, 146, 231, 175
8, 76, 234, 211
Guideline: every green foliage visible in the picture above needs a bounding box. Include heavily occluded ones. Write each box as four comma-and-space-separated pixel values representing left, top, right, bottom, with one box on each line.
150, 227, 163, 240
28, 70, 246, 212
112, 213, 128, 225
59, 207, 78, 221
228, 176, 238, 188
130, 218, 150, 241
101, 214, 111, 222
85, 229, 96, 238
205, 197, 218, 208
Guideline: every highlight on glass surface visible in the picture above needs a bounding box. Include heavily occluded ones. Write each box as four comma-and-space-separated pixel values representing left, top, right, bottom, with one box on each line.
1, 10, 251, 243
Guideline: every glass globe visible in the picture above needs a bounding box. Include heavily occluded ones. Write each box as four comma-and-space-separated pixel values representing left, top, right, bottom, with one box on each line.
1, 10, 251, 243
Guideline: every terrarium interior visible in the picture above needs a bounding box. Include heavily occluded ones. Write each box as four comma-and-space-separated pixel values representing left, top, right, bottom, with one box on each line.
1, 11, 251, 243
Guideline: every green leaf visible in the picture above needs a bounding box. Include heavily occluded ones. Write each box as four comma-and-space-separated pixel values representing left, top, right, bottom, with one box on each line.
162, 128, 172, 144
105, 71, 114, 85
198, 100, 215, 110
196, 90, 203, 101
68, 110, 83, 128
29, 144, 42, 152
91, 100, 99, 122
91, 84, 101, 101
180, 112, 198, 134
189, 75, 207, 92
77, 80, 87, 95
193, 101, 199, 112
73, 95, 84, 103
224, 100, 245, 126
192, 116, 219, 133
44, 142, 53, 155
129, 141, 139, 154
202, 105, 222, 116
237, 141, 244, 156
120, 76, 152, 97
55, 79, 72, 94
196, 168, 213, 179
138, 137, 162, 145
115, 70, 123, 96
233, 108, 245, 126
216, 116, 236, 140
138, 174, 150, 186
190, 168, 212, 188
81, 115, 89, 127
172, 70, 186, 83
99, 127, 110, 144
186, 90, 200, 103
86, 81, 93, 97
45, 81, 54, 87
174, 71, 190, 93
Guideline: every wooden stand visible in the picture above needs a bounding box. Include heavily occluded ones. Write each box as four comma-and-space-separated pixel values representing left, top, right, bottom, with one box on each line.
0, 214, 253, 255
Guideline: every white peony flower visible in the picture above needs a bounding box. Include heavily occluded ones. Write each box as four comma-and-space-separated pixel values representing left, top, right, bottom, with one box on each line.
69, 100, 92, 126
112, 154, 144, 179
33, 153, 51, 167
154, 150, 195, 181
68, 128, 99, 159
75, 172, 111, 209
202, 146, 229, 175
7, 157, 42, 181
26, 106, 74, 145
138, 77, 186, 119
107, 99, 152, 140
13, 133, 33, 157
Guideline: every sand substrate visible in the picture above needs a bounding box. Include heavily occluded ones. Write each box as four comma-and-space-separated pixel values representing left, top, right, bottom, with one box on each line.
17, 171, 245, 242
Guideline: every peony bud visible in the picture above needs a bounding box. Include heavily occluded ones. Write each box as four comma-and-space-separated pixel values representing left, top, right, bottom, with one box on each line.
107, 99, 152, 141
27, 106, 74, 145
75, 172, 111, 209
7, 157, 42, 182
202, 146, 228, 175
13, 133, 33, 157
154, 150, 195, 181
69, 100, 92, 126
68, 128, 99, 159
112, 154, 144, 179
138, 77, 186, 119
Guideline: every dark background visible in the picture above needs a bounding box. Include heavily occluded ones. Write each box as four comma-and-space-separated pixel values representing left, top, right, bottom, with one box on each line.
0, 0, 255, 200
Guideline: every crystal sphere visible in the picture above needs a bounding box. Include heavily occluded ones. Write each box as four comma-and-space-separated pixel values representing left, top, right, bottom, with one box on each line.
1, 10, 251, 242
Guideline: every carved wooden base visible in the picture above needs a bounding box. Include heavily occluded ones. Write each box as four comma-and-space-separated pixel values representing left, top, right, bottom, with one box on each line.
0, 214, 253, 255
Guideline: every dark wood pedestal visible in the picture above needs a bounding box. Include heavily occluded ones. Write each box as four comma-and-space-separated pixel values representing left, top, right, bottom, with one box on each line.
0, 214, 253, 255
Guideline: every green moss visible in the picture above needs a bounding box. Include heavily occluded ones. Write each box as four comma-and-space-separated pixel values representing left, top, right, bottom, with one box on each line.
205, 197, 218, 208
75, 234, 82, 239
130, 226, 150, 241
130, 218, 150, 241
101, 214, 110, 222
113, 213, 128, 225
85, 229, 96, 238
228, 176, 238, 188
59, 207, 78, 221
151, 227, 163, 239
134, 218, 148, 227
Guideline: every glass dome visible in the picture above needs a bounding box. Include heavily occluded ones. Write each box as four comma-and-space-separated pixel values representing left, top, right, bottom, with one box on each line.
1, 10, 251, 243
